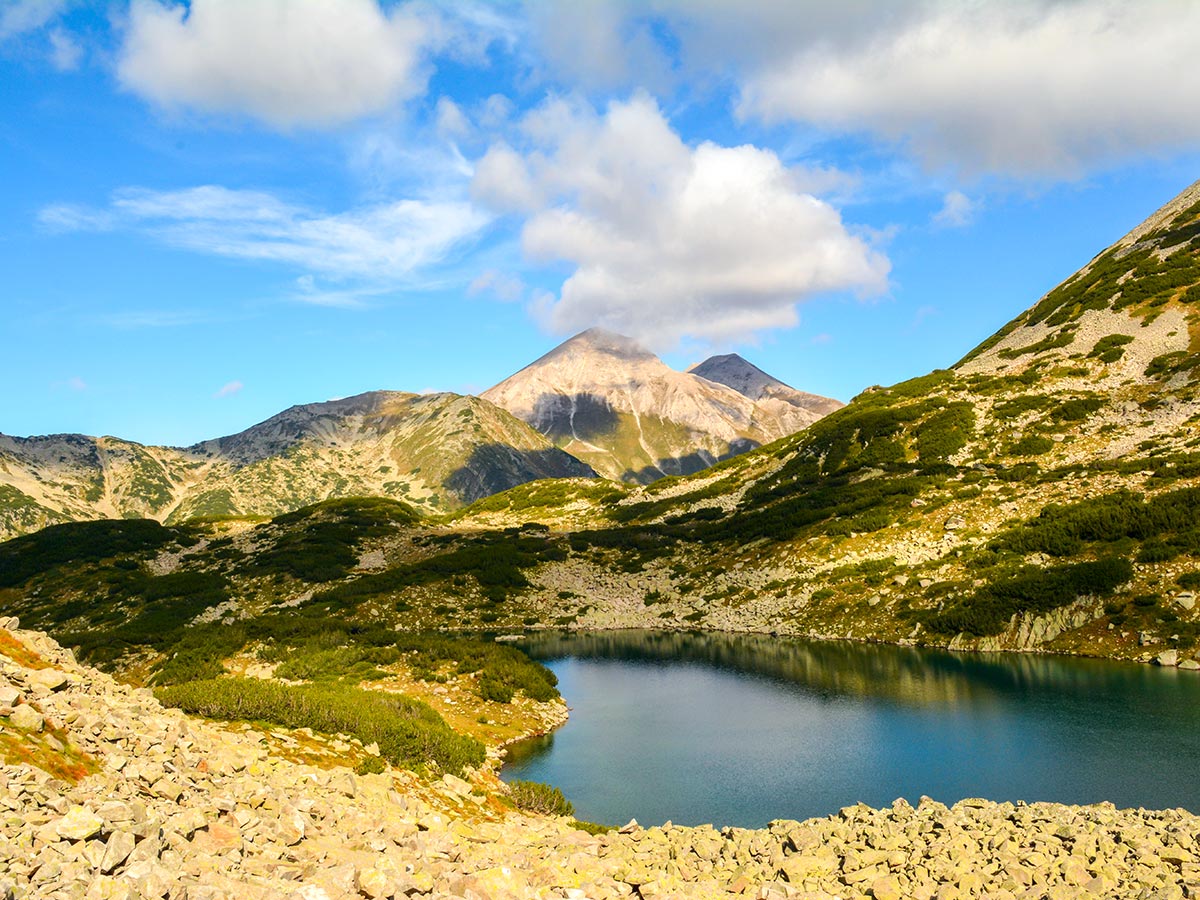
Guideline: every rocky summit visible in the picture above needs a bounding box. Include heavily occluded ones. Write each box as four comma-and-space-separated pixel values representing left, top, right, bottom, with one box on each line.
3, 621, 1200, 900
483, 329, 842, 483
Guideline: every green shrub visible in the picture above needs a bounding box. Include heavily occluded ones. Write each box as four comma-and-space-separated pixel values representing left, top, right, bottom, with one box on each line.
1008, 435, 1055, 457
156, 677, 484, 775
506, 780, 575, 817
924, 557, 1133, 636
0, 519, 182, 589
1053, 397, 1104, 422
1087, 334, 1134, 363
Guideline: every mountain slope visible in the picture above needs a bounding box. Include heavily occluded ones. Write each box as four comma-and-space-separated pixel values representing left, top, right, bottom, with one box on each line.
5, 180, 1200, 673
0, 391, 593, 539
450, 178, 1200, 662
482, 328, 842, 482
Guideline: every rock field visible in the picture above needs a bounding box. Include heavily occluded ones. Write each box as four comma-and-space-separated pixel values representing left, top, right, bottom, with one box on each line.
1, 620, 1198, 899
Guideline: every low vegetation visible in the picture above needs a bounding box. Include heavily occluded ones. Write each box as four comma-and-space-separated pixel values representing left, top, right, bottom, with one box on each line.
505, 779, 575, 817
156, 677, 485, 775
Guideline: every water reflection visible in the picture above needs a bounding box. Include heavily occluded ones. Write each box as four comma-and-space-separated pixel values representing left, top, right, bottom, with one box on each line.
503, 630, 1200, 828
518, 629, 1191, 709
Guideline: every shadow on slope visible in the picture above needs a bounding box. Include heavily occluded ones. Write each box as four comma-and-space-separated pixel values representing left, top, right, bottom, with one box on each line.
620, 438, 760, 485
530, 392, 621, 443
445, 445, 596, 504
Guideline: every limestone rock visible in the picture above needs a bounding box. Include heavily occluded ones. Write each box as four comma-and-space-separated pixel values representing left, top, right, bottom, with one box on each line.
8, 703, 43, 732
27, 668, 69, 692
56, 806, 104, 842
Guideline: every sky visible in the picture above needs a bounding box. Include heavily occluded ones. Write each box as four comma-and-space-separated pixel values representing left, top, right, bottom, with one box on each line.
3, 0, 1200, 447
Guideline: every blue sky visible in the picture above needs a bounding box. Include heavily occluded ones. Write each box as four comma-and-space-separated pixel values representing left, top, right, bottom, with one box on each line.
3, 0, 1199, 447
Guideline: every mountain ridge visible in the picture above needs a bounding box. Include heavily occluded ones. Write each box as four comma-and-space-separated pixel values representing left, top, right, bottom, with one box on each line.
482, 329, 842, 483
0, 390, 594, 539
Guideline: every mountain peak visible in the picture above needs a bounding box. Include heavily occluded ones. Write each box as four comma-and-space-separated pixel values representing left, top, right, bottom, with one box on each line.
689, 354, 792, 401
556, 328, 658, 363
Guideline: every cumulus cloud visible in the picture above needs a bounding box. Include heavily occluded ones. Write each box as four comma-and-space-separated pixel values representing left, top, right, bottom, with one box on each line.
213, 380, 243, 398
472, 94, 888, 346
933, 190, 974, 228
735, 1, 1200, 176
41, 185, 489, 282
117, 0, 435, 128
520, 1, 1200, 177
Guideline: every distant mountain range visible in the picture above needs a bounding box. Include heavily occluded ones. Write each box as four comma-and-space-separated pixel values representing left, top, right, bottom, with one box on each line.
0, 392, 593, 539
483, 328, 841, 482
0, 332, 836, 539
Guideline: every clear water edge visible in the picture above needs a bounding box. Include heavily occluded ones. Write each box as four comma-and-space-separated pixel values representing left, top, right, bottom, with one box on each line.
499, 630, 1200, 829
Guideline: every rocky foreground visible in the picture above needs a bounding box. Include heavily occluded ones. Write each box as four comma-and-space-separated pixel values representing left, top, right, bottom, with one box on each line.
1, 623, 1199, 900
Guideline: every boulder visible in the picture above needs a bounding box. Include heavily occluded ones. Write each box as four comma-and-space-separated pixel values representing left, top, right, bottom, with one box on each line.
27, 668, 69, 693
1157, 650, 1179, 667
8, 703, 44, 732
0, 680, 21, 708
56, 807, 104, 842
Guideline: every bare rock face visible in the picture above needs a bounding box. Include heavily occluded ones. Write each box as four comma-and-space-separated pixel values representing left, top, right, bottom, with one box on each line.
483, 329, 842, 483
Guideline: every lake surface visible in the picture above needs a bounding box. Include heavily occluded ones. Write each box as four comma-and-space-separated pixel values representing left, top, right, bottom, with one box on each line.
501, 630, 1200, 829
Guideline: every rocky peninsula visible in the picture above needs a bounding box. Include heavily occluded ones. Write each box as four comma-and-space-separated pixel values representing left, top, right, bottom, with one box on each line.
1, 622, 1198, 899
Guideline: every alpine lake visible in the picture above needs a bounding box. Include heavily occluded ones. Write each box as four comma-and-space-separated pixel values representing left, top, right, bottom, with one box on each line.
500, 630, 1200, 829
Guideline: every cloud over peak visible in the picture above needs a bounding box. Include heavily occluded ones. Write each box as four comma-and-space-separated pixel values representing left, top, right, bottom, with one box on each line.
474, 94, 889, 347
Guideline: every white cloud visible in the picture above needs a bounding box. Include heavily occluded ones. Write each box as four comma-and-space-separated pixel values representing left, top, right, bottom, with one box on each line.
472, 94, 888, 346
518, 1, 1200, 177
214, 380, 243, 399
468, 269, 525, 303
41, 185, 490, 282
434, 97, 471, 138
933, 190, 974, 228
117, 0, 436, 128
47, 27, 80, 70
471, 142, 542, 212
0, 0, 68, 40
736, 1, 1200, 176
66, 376, 87, 391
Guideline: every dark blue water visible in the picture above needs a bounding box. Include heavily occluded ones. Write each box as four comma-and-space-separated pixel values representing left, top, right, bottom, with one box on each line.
501, 631, 1200, 828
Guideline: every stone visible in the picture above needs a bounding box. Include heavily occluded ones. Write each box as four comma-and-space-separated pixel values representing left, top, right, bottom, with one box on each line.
356, 867, 391, 898
8, 703, 44, 732
100, 831, 136, 873
1157, 650, 1179, 667
27, 668, 69, 693
0, 680, 20, 708
56, 806, 104, 842
1178, 659, 1200, 671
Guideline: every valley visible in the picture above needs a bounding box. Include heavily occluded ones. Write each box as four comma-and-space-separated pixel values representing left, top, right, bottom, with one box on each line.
2, 177, 1200, 900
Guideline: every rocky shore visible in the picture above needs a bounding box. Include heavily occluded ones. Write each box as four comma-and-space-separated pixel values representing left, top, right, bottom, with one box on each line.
2, 622, 1198, 899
